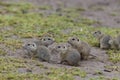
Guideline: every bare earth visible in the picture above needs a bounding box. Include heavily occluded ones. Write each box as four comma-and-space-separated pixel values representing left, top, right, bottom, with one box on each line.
1, 0, 120, 80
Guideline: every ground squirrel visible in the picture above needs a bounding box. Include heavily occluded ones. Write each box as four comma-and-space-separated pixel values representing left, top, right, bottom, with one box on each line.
68, 36, 91, 60
109, 35, 120, 50
23, 41, 37, 58
93, 31, 112, 49
23, 41, 51, 62
60, 46, 81, 66
34, 36, 55, 47
51, 43, 81, 66
49, 43, 67, 64
36, 45, 51, 62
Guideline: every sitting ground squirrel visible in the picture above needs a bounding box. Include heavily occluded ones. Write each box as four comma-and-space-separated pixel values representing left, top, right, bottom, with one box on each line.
49, 43, 67, 64
93, 31, 112, 49
23, 41, 37, 58
34, 36, 55, 47
36, 45, 51, 62
109, 35, 120, 50
50, 43, 81, 66
60, 44, 81, 66
68, 36, 91, 60
23, 41, 51, 62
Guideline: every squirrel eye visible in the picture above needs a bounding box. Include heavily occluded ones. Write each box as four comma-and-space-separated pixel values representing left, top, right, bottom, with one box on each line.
57, 46, 61, 48
27, 44, 30, 46
77, 39, 79, 41
43, 39, 46, 41
63, 46, 65, 48
32, 44, 35, 47
72, 38, 75, 40
48, 38, 51, 40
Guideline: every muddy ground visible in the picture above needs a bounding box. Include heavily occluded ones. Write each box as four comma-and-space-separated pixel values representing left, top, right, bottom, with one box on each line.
0, 0, 120, 80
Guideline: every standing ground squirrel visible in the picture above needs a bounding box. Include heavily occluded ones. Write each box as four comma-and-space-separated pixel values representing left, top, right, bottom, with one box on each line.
109, 35, 120, 50
93, 31, 112, 49
23, 42, 51, 62
68, 36, 91, 60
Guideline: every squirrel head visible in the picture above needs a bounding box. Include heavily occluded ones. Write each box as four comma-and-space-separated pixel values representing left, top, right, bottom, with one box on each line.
53, 43, 68, 53
40, 37, 55, 47
23, 41, 37, 52
93, 30, 103, 39
67, 36, 81, 47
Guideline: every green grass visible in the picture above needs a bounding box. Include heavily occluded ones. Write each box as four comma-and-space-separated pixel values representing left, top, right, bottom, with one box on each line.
46, 67, 86, 80
0, 57, 86, 80
0, 49, 6, 56
90, 76, 119, 80
0, 1, 120, 80
107, 50, 120, 63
